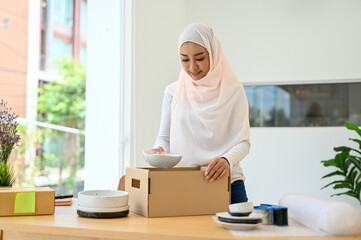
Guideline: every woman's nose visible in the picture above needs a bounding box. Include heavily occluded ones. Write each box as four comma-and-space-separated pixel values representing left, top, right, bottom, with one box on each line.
189, 60, 198, 72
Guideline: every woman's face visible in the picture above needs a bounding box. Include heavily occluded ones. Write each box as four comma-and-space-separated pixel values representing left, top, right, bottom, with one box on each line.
180, 42, 210, 80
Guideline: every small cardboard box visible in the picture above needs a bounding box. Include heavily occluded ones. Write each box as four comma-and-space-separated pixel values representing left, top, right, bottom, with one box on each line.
0, 187, 55, 216
124, 167, 230, 217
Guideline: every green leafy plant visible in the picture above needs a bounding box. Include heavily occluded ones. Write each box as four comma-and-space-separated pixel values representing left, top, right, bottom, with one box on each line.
0, 161, 16, 186
321, 121, 361, 204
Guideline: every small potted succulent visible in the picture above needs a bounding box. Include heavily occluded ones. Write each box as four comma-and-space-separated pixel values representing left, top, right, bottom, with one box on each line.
0, 100, 20, 187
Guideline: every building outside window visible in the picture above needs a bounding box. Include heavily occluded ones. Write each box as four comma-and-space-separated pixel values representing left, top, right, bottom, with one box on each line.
53, 0, 73, 26
0, 0, 87, 196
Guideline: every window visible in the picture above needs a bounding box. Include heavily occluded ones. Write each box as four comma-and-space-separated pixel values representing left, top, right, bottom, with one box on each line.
53, 0, 73, 27
244, 82, 361, 127
79, 47, 87, 65
81, 1, 87, 34
51, 38, 72, 62
11, 0, 87, 196
24, 58, 86, 196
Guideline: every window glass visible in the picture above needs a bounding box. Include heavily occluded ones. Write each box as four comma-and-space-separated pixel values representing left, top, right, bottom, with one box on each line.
16, 60, 86, 196
79, 47, 87, 65
47, 38, 72, 70
14, 0, 87, 196
40, 29, 46, 70
53, 0, 73, 26
52, 38, 72, 60
41, 0, 47, 23
38, 59, 86, 195
81, 1, 87, 34
244, 82, 361, 127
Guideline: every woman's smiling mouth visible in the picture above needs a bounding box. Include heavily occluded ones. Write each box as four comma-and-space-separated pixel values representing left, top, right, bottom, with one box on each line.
190, 71, 201, 76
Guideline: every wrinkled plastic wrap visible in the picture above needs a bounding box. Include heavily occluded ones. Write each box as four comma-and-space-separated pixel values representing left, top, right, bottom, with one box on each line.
279, 194, 361, 236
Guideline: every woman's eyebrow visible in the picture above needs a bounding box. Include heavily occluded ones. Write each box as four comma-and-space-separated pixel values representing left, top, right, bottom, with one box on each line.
181, 52, 205, 57
194, 52, 205, 57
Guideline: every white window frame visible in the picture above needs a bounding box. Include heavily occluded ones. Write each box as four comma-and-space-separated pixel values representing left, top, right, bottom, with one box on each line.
84, 0, 135, 190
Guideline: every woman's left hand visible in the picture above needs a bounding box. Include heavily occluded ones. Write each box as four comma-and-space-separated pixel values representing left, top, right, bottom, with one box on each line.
205, 157, 230, 182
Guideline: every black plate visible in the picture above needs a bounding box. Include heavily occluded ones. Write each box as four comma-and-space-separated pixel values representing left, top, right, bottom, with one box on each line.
77, 209, 129, 218
218, 216, 262, 224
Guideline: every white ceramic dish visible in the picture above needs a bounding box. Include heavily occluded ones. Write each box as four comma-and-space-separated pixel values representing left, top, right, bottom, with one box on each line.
76, 203, 130, 213
143, 149, 182, 168
77, 209, 129, 218
78, 190, 129, 208
216, 212, 263, 220
229, 201, 254, 216
215, 220, 261, 231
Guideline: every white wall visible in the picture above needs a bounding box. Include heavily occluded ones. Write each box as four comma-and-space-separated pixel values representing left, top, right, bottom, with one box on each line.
133, 0, 187, 166
131, 0, 361, 210
185, 0, 361, 84
243, 127, 361, 209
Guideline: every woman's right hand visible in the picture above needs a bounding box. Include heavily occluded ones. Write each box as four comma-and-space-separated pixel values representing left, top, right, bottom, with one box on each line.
153, 146, 165, 154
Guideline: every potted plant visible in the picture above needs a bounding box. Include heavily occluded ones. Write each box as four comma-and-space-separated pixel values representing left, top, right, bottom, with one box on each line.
321, 121, 361, 205
0, 100, 20, 187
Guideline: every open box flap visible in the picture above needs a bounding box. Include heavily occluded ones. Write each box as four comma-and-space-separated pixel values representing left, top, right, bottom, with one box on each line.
125, 168, 150, 217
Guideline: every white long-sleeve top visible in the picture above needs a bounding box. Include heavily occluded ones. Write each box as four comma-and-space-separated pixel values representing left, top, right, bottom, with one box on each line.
154, 93, 250, 183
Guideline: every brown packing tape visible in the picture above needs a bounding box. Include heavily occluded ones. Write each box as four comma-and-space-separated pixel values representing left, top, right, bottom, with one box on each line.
143, 167, 201, 172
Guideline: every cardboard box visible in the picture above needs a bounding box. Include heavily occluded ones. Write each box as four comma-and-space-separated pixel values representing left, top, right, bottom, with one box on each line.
0, 187, 55, 216
124, 167, 230, 217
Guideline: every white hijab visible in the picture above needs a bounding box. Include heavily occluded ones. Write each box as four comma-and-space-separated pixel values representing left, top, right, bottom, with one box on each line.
165, 23, 250, 167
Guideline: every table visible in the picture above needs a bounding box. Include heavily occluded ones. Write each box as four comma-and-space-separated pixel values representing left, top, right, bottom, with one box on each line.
0, 204, 359, 240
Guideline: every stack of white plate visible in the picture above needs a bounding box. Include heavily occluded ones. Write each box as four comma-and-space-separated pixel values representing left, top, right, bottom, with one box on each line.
215, 212, 263, 230
76, 190, 129, 218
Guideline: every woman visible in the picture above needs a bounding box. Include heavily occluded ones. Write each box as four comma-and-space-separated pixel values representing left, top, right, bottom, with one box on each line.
153, 23, 250, 203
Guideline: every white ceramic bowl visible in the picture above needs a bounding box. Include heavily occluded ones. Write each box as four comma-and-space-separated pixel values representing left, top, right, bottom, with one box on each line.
76, 203, 130, 213
143, 149, 182, 168
78, 190, 129, 208
229, 201, 254, 216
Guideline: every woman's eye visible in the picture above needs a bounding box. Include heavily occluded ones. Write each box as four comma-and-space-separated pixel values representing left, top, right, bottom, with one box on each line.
196, 58, 205, 61
182, 59, 189, 62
